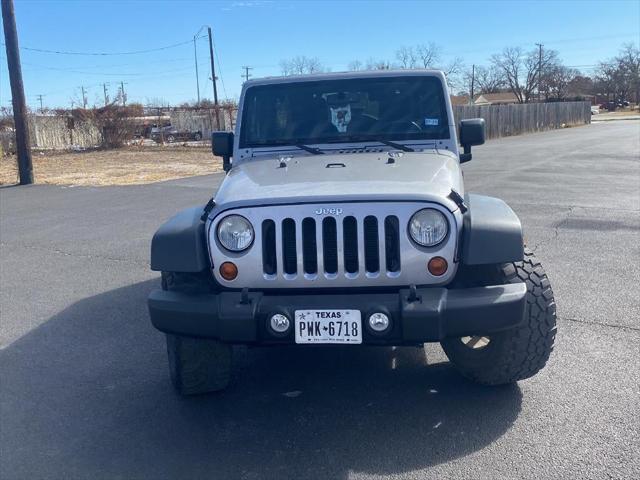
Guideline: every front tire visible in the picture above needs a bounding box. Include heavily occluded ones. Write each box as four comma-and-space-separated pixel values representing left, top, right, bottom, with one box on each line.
441, 248, 557, 385
166, 334, 231, 395
161, 271, 232, 395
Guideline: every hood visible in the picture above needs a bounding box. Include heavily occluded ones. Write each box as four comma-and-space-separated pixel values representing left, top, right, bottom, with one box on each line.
213, 150, 464, 212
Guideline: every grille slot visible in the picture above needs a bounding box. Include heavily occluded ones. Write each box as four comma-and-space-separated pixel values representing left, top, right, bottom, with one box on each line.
302, 218, 317, 274
363, 216, 380, 273
384, 216, 401, 272
343, 216, 359, 273
282, 218, 297, 275
262, 220, 277, 275
322, 217, 338, 274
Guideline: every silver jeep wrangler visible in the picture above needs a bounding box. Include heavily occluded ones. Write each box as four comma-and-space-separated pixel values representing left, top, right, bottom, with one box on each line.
148, 70, 556, 395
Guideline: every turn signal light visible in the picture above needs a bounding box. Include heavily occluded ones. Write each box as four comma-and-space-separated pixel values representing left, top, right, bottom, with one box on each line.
428, 256, 448, 276
219, 262, 238, 281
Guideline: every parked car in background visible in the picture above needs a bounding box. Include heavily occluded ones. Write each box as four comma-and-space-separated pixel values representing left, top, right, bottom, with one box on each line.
599, 102, 617, 111
590, 106, 600, 115
150, 125, 203, 143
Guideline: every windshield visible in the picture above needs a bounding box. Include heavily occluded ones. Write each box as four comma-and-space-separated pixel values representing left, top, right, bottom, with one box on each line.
239, 75, 450, 148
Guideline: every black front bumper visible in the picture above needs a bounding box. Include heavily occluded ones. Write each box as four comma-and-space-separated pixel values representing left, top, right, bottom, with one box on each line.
148, 284, 527, 345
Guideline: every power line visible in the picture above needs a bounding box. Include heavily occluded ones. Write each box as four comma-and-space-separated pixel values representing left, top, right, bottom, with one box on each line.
18, 60, 209, 77
26, 56, 196, 71
16, 37, 206, 56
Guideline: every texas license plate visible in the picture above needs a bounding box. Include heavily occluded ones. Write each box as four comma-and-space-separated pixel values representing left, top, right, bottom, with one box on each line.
294, 310, 362, 344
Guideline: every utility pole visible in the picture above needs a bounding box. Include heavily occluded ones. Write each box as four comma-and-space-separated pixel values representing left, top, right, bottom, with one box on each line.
470, 64, 475, 105
207, 26, 221, 129
80, 85, 87, 109
536, 43, 543, 102
36, 94, 44, 113
242, 65, 253, 83
2, 0, 33, 184
194, 33, 201, 104
103, 83, 109, 106
119, 81, 127, 106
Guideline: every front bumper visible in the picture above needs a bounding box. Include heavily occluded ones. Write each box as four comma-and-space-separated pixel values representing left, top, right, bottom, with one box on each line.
148, 283, 527, 345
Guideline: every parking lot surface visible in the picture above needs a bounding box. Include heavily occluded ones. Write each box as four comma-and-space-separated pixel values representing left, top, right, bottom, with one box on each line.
1, 121, 639, 479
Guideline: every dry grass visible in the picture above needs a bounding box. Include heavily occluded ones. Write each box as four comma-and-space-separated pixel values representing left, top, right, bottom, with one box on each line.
0, 147, 223, 186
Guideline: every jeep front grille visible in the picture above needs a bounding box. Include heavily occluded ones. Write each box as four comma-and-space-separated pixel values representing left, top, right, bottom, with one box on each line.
261, 214, 402, 277
208, 202, 460, 289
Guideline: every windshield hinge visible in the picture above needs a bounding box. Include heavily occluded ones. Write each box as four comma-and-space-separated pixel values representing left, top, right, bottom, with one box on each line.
201, 198, 216, 221
448, 189, 468, 214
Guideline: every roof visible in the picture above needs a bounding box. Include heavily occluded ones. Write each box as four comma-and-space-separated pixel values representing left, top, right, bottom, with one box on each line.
450, 95, 470, 106
243, 69, 447, 88
474, 92, 520, 105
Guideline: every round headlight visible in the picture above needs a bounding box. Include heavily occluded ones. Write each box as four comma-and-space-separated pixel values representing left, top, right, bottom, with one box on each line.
409, 209, 448, 247
217, 215, 254, 252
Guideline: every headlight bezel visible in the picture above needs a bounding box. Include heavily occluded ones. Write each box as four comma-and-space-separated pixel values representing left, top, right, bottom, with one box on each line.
408, 208, 449, 248
216, 214, 255, 252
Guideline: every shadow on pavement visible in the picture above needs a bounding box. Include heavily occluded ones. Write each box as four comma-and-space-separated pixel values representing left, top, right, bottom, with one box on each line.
1, 280, 522, 479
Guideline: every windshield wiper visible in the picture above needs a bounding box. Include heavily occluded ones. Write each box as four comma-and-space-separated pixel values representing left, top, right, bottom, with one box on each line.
378, 140, 414, 152
294, 144, 324, 155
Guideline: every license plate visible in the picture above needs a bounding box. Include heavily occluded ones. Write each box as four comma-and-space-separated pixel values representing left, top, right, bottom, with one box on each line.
294, 310, 362, 344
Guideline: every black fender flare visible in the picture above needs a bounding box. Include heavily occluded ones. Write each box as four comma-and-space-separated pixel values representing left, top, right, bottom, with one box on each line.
461, 194, 524, 265
150, 206, 209, 272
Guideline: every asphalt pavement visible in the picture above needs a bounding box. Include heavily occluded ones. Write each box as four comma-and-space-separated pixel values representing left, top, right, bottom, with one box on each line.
1, 121, 639, 479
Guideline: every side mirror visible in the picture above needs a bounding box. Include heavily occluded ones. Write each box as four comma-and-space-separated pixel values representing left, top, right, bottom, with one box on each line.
459, 118, 485, 163
211, 131, 234, 172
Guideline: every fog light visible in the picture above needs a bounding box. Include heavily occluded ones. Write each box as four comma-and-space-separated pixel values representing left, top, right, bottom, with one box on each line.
219, 262, 238, 281
269, 314, 290, 334
428, 256, 448, 276
368, 312, 390, 332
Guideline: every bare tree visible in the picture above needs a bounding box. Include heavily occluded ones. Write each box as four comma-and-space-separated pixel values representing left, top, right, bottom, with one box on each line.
541, 65, 579, 100
441, 57, 464, 89
395, 46, 417, 69
491, 47, 526, 102
594, 61, 616, 102
616, 43, 640, 103
347, 60, 363, 71
491, 46, 559, 103
280, 56, 325, 76
365, 57, 392, 70
567, 75, 594, 96
415, 42, 441, 68
306, 57, 324, 74
467, 65, 506, 95
79, 104, 144, 148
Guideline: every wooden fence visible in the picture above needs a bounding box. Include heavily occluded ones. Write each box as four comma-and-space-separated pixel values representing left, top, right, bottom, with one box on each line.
453, 101, 591, 139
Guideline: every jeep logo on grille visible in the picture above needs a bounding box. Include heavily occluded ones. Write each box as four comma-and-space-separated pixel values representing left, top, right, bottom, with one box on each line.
315, 207, 343, 216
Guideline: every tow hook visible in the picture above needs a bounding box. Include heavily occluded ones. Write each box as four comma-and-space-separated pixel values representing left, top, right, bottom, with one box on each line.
407, 284, 422, 303
240, 287, 251, 305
